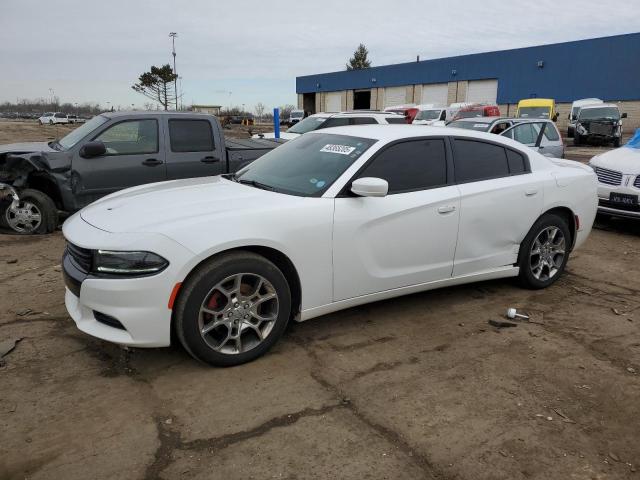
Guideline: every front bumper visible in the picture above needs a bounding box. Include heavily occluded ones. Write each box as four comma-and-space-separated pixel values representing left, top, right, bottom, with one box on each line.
597, 182, 640, 219
62, 213, 194, 347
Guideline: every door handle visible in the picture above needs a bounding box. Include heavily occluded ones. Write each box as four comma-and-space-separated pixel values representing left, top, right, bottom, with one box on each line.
200, 156, 220, 164
525, 189, 538, 196
437, 205, 456, 214
142, 158, 163, 166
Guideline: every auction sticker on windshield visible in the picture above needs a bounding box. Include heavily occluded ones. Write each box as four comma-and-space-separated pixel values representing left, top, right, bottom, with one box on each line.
320, 144, 357, 155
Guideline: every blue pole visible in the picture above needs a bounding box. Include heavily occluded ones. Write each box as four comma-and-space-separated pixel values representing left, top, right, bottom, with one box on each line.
274, 108, 280, 139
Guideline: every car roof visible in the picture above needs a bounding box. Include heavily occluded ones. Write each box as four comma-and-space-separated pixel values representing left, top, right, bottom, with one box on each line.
315, 111, 403, 118
450, 116, 503, 123
581, 103, 618, 109
307, 124, 528, 146
102, 110, 214, 118
518, 98, 555, 107
415, 104, 445, 110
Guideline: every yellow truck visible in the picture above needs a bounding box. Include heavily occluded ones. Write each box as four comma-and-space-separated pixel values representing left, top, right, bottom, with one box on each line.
516, 98, 558, 121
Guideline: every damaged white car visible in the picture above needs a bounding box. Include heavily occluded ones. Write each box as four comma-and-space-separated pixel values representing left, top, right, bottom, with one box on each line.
62, 125, 597, 366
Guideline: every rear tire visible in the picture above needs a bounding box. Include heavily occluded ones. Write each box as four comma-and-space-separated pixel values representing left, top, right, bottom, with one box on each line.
518, 214, 571, 289
175, 251, 292, 367
567, 127, 574, 138
613, 137, 621, 148
573, 133, 582, 146
3, 189, 58, 234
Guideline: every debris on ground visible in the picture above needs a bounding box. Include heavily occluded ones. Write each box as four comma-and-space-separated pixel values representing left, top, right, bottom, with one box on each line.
612, 307, 624, 315
16, 308, 32, 316
6, 259, 18, 264
0, 338, 23, 366
627, 367, 636, 374
489, 319, 518, 328
609, 452, 620, 462
552, 408, 576, 424
506, 308, 529, 320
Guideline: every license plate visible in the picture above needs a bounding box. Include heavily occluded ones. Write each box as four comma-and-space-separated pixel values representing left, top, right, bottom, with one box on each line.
610, 192, 638, 205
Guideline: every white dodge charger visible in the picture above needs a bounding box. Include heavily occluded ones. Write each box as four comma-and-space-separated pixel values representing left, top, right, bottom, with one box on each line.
62, 126, 597, 366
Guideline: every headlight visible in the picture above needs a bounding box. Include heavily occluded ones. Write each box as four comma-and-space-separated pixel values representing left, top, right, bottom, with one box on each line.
93, 250, 169, 276
577, 124, 587, 134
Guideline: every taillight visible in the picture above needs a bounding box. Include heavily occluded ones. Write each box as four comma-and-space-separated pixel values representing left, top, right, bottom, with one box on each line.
574, 215, 580, 231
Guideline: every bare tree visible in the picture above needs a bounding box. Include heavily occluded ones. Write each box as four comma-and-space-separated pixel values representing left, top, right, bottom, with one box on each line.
254, 102, 266, 122
131, 64, 178, 110
279, 104, 296, 120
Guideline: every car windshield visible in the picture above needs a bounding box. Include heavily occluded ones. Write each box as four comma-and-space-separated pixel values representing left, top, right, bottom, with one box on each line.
456, 110, 483, 118
578, 107, 620, 121
58, 115, 108, 150
287, 116, 327, 134
415, 109, 440, 120
235, 133, 377, 197
447, 120, 490, 131
518, 107, 550, 119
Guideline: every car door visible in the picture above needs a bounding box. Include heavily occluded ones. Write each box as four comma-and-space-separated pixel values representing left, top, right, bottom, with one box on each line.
451, 138, 544, 276
332, 138, 460, 301
164, 117, 225, 179
72, 118, 166, 207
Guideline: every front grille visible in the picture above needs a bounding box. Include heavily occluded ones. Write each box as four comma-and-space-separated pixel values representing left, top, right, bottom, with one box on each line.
93, 311, 126, 330
599, 199, 640, 212
594, 167, 622, 186
590, 122, 614, 136
66, 242, 93, 272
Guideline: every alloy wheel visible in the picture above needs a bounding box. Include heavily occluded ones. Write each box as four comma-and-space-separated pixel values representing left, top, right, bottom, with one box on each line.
6, 200, 42, 233
529, 226, 566, 282
198, 273, 279, 354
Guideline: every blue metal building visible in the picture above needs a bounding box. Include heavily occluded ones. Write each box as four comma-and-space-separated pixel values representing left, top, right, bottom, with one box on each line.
296, 32, 640, 112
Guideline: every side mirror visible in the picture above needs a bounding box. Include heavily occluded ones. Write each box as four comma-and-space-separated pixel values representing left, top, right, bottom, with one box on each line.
79, 140, 106, 158
351, 177, 388, 197
552, 113, 559, 122
621, 113, 628, 119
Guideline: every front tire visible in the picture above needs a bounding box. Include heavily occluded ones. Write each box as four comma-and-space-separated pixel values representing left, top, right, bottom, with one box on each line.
175, 251, 292, 367
613, 137, 621, 148
518, 214, 571, 289
3, 189, 58, 234
573, 133, 582, 146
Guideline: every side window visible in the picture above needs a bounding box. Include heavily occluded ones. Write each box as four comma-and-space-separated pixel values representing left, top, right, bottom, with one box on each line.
505, 123, 541, 145
506, 149, 527, 175
317, 118, 350, 129
94, 120, 158, 155
351, 117, 377, 125
169, 119, 214, 152
439, 110, 446, 120
453, 139, 509, 183
358, 139, 447, 194
543, 123, 560, 141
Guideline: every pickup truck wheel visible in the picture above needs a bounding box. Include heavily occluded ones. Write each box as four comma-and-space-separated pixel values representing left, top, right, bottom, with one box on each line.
518, 214, 570, 290
175, 251, 292, 367
613, 137, 621, 148
4, 189, 58, 234
48, 119, 54, 125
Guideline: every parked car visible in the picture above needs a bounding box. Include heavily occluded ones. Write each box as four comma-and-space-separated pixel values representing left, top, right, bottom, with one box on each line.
453, 104, 501, 120
38, 112, 68, 125
253, 111, 406, 140
62, 124, 597, 366
446, 116, 514, 134
568, 98, 603, 137
516, 99, 558, 121
384, 105, 419, 123
66, 114, 79, 124
0, 112, 282, 234
500, 119, 564, 158
573, 103, 626, 147
288, 109, 304, 126
447, 117, 564, 158
589, 129, 640, 218
412, 104, 448, 125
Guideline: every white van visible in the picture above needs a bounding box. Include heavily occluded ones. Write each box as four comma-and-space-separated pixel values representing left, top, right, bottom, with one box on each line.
568, 98, 603, 137
412, 104, 447, 125
288, 109, 304, 126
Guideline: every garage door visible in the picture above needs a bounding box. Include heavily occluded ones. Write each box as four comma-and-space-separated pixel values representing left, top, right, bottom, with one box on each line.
421, 83, 448, 106
325, 92, 342, 112
466, 79, 498, 104
384, 87, 407, 108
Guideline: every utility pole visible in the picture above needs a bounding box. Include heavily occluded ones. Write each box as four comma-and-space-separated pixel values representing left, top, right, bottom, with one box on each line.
169, 32, 178, 110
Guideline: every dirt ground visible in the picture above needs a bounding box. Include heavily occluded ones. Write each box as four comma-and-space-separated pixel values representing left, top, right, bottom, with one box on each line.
1, 121, 639, 480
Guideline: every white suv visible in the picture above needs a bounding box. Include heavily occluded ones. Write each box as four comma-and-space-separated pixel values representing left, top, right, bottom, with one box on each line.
253, 111, 406, 140
38, 112, 69, 125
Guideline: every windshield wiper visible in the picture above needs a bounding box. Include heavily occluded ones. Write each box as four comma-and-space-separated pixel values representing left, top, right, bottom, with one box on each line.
237, 178, 276, 191
47, 140, 62, 151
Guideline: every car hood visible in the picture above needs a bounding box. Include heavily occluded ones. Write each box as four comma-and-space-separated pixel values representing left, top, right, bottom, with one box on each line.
0, 141, 55, 154
252, 131, 299, 140
590, 147, 640, 174
80, 176, 288, 234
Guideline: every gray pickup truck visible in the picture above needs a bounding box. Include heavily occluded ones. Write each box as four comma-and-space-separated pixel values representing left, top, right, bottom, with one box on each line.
0, 111, 282, 234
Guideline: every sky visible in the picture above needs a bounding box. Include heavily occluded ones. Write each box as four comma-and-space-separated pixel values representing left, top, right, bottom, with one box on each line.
0, 0, 638, 112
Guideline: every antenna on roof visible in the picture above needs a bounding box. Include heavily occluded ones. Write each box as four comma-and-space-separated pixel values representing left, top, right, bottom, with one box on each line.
416, 55, 420, 62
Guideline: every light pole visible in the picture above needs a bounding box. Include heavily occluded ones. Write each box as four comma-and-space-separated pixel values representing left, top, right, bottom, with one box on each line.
74, 102, 78, 116
48, 88, 54, 106
169, 32, 178, 111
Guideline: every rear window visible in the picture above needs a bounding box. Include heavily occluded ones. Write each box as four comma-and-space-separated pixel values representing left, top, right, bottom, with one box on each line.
318, 118, 351, 129
169, 119, 214, 152
447, 121, 490, 131
386, 117, 407, 124
54, 113, 66, 118
351, 117, 377, 125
